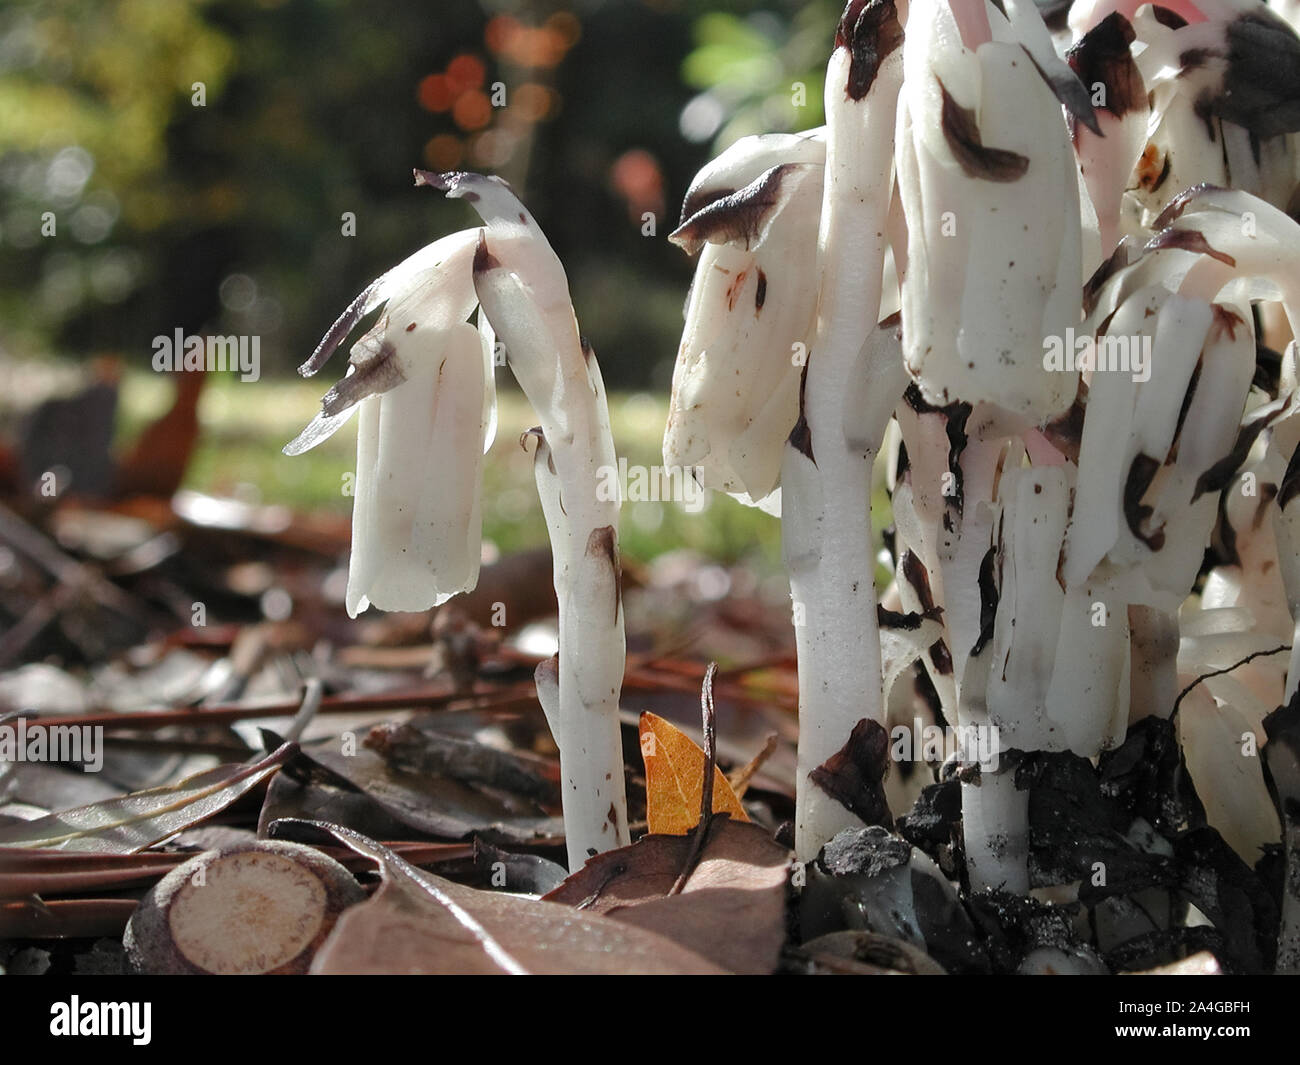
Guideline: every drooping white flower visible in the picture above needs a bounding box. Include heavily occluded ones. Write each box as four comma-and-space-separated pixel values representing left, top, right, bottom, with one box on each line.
285, 228, 492, 617
287, 171, 629, 868
663, 130, 826, 512
896, 0, 1084, 423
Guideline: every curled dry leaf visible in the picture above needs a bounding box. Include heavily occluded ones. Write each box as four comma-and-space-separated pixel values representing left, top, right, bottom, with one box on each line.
0, 743, 294, 853
639, 710, 749, 835
282, 821, 725, 975
542, 817, 791, 975
299, 739, 563, 843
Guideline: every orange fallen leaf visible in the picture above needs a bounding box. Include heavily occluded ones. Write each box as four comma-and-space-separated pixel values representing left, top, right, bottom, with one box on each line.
639, 711, 749, 835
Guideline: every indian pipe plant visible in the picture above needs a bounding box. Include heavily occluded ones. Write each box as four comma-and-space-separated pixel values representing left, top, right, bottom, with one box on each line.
665, 0, 1300, 910
289, 0, 1300, 956
287, 171, 627, 871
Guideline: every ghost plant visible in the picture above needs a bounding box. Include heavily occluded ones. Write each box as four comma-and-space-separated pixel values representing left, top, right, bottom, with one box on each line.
666, 0, 911, 860
664, 128, 827, 512
287, 171, 628, 870
664, 0, 1300, 923
889, 0, 1107, 891
776, 0, 912, 861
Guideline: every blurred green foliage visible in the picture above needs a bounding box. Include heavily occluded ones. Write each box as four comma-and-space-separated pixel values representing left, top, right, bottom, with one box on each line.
0, 0, 884, 571
0, 0, 839, 388
681, 1, 837, 146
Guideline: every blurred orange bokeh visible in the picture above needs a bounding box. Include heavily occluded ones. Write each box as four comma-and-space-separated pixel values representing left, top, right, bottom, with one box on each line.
485, 13, 576, 68
452, 90, 493, 132
446, 53, 486, 92
611, 148, 666, 221
417, 73, 453, 113
423, 133, 464, 171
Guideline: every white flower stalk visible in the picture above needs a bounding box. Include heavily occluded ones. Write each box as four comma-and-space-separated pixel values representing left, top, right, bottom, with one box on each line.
1178, 601, 1284, 862
289, 171, 628, 869
781, 0, 908, 861
440, 171, 631, 869
894, 0, 1093, 889
887, 425, 961, 725
896, 0, 1084, 424
664, 130, 826, 511
285, 229, 490, 616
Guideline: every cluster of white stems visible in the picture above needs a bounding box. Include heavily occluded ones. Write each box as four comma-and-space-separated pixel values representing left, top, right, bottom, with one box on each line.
288, 0, 1300, 961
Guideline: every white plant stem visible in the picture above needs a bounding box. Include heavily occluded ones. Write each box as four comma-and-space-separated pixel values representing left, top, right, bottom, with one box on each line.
784, 18, 905, 862
417, 171, 630, 870
961, 762, 1030, 895
524, 428, 630, 869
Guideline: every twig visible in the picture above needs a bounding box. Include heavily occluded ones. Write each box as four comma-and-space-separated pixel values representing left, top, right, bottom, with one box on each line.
670, 662, 719, 895
728, 732, 779, 798
1170, 644, 1292, 721
0, 500, 150, 621
20, 681, 538, 732
279, 678, 324, 746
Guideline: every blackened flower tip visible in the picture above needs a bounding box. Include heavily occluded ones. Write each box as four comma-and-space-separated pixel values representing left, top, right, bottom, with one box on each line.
412, 168, 451, 190
473, 230, 502, 273
414, 169, 485, 204
1150, 182, 1229, 231
300, 283, 377, 378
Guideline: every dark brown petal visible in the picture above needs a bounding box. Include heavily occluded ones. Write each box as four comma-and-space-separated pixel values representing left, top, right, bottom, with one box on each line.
319, 341, 407, 418
1066, 13, 1143, 133
901, 549, 939, 616
1082, 240, 1133, 317
1278, 444, 1300, 509
836, 0, 904, 102
938, 79, 1030, 183
1151, 5, 1188, 29
473, 231, 502, 273
1142, 227, 1237, 268
1193, 398, 1296, 500
670, 164, 809, 256
299, 282, 378, 377
1124, 453, 1166, 551
789, 357, 815, 464
1150, 182, 1228, 230
970, 546, 999, 659
1023, 47, 1102, 137
1219, 12, 1300, 139
929, 639, 954, 677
